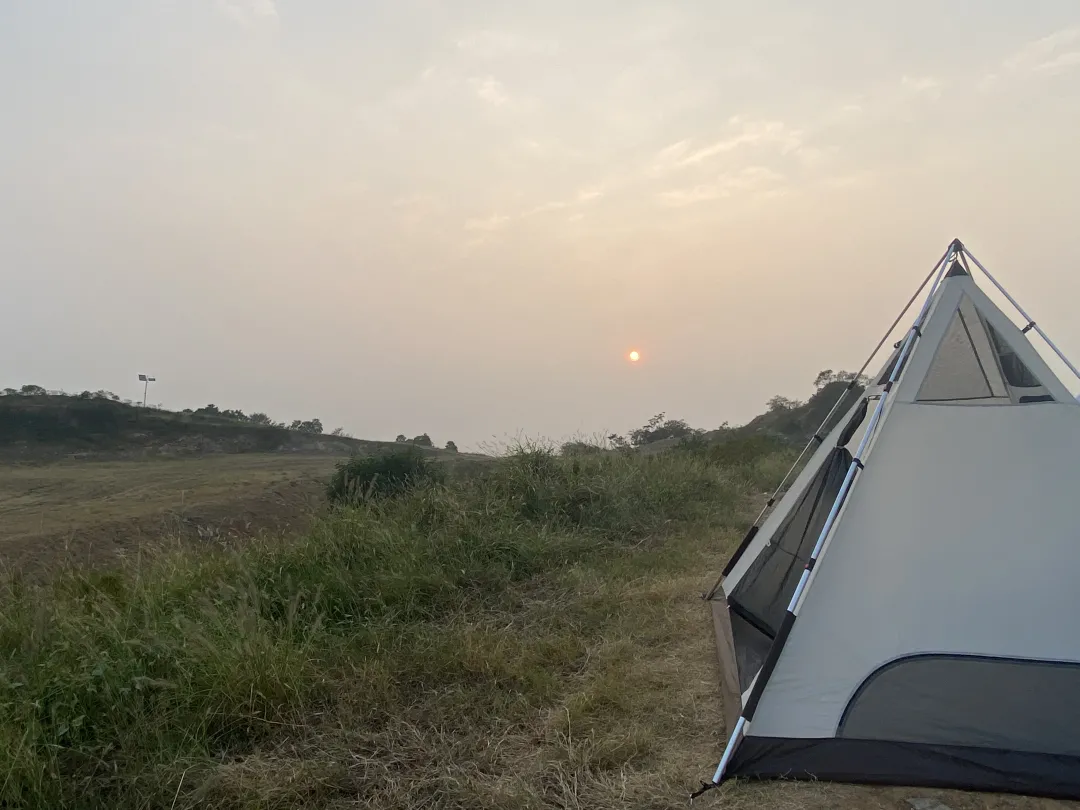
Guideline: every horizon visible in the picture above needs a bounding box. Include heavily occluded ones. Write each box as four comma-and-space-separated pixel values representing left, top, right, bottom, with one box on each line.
4, 1, 1080, 448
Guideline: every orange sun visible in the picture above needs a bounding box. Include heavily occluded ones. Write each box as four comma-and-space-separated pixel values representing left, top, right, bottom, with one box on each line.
628, 350, 641, 362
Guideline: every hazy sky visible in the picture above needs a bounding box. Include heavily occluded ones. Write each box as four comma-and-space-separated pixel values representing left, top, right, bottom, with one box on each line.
4, 1, 1080, 448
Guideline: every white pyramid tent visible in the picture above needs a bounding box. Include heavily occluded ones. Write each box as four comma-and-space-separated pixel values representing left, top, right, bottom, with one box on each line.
701, 239, 1080, 799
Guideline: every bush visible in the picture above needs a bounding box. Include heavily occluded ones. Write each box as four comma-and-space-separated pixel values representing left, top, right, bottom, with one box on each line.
326, 450, 443, 505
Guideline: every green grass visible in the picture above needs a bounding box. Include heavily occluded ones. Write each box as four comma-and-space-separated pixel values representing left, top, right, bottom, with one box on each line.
0, 445, 793, 809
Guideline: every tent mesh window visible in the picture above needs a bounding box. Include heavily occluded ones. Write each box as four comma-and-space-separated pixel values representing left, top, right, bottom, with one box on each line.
727, 446, 852, 689
983, 319, 1055, 402
838, 654, 1080, 756
918, 296, 1008, 403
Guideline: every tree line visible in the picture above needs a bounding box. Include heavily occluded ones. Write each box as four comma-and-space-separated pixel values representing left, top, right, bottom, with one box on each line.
1, 385, 462, 448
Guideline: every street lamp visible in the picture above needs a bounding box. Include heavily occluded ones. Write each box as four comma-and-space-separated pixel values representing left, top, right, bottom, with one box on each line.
138, 374, 156, 408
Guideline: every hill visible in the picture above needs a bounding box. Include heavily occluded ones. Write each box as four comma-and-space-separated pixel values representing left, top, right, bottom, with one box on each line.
620, 372, 868, 456
0, 393, 460, 461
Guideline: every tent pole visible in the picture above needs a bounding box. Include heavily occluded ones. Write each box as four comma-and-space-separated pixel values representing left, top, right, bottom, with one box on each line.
704, 242, 956, 787
715, 244, 952, 583
711, 716, 746, 783
960, 246, 1080, 385
763, 244, 951, 503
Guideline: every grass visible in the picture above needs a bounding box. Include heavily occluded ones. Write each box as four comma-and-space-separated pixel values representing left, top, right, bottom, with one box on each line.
0, 445, 790, 809
0, 444, 1049, 810
0, 455, 346, 580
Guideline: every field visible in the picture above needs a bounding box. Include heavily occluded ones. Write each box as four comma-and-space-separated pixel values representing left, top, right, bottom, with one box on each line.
0, 447, 1073, 809
0, 455, 336, 576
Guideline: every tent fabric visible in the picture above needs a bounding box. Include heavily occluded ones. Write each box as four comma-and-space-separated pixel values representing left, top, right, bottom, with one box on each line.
893, 275, 1073, 405
706, 253, 1080, 798
709, 597, 746, 735
727, 737, 1080, 799
745, 402, 1080, 740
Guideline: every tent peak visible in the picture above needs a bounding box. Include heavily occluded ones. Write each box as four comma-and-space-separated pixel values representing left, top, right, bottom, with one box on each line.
944, 259, 968, 278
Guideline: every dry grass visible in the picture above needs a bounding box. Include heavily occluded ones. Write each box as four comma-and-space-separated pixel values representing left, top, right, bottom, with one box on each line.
0, 447, 1074, 810
0, 455, 339, 577
0, 455, 337, 540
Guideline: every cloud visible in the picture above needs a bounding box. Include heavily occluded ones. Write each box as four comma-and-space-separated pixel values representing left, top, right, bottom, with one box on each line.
650, 117, 805, 177
525, 186, 606, 216
982, 28, 1080, 89
454, 30, 558, 59
900, 75, 942, 100
469, 76, 509, 106
657, 166, 786, 207
1004, 27, 1080, 73
464, 213, 510, 232
215, 0, 278, 26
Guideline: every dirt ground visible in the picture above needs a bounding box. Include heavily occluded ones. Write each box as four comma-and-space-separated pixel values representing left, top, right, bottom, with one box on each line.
0, 454, 337, 576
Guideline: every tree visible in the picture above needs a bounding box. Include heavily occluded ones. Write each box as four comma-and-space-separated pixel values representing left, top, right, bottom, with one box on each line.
290, 418, 323, 435
396, 434, 408, 443
1, 388, 16, 396
628, 412, 702, 446
20, 385, 46, 396
445, 440, 458, 453
220, 408, 247, 421
331, 427, 351, 437
410, 433, 433, 448
813, 369, 870, 390
195, 404, 221, 416
767, 395, 801, 412
247, 412, 272, 426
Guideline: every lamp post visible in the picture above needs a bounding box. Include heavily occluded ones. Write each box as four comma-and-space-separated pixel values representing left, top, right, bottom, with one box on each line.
138, 374, 156, 408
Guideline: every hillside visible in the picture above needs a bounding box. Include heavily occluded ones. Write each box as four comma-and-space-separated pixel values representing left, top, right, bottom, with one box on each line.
626, 374, 867, 456
0, 393, 458, 461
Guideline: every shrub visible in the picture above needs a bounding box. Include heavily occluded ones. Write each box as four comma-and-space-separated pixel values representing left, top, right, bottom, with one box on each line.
326, 450, 443, 505
560, 440, 603, 455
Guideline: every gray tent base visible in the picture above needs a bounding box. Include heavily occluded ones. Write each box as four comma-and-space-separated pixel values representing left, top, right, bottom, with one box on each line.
729, 738, 1080, 800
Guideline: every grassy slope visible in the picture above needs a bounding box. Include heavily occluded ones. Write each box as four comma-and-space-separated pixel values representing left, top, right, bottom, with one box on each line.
0, 445, 791, 809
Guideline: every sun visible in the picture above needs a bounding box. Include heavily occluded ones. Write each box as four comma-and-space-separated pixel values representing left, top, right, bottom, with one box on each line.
628, 350, 641, 362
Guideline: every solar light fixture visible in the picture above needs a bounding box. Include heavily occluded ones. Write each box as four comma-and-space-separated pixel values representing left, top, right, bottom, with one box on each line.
137, 374, 156, 407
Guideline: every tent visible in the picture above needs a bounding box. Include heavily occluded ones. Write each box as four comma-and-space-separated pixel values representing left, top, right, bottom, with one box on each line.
700, 239, 1080, 799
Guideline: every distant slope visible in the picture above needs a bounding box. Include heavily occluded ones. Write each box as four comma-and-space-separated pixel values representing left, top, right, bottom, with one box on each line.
0, 394, 464, 461
728, 378, 865, 444
632, 379, 867, 456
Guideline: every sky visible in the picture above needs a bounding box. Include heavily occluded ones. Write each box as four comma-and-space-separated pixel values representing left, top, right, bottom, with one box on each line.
3, 1, 1080, 449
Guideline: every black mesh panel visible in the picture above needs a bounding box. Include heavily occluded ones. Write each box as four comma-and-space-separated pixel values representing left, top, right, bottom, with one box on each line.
729, 611, 772, 693
839, 654, 1080, 755
728, 447, 852, 639
985, 320, 1045, 390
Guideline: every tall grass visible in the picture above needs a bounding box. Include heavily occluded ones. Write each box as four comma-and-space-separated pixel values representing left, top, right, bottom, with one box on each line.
0, 445, 792, 809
